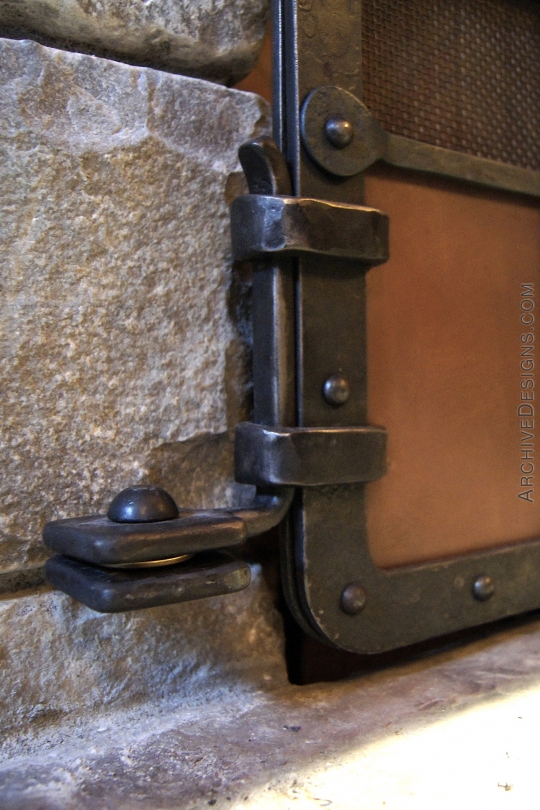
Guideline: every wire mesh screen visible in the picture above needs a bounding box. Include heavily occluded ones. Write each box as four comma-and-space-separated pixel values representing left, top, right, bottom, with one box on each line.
362, 0, 540, 171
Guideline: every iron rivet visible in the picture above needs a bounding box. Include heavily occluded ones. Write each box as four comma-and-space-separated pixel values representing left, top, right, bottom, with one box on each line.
341, 582, 367, 615
472, 575, 495, 602
107, 485, 179, 523
325, 117, 354, 149
323, 374, 350, 406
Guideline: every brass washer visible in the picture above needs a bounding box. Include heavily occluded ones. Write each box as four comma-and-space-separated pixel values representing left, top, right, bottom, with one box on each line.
106, 553, 194, 570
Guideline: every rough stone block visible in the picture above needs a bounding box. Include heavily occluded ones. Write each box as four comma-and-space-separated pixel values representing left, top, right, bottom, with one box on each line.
0, 564, 287, 754
0, 0, 268, 84
0, 38, 270, 574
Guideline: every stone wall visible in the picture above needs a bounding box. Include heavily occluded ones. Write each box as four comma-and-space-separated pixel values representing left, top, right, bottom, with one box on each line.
0, 565, 287, 758
0, 0, 282, 751
0, 37, 268, 580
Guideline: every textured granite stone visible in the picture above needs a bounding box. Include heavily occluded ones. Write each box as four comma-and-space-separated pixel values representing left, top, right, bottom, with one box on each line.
0, 38, 269, 574
0, 0, 268, 84
0, 563, 286, 754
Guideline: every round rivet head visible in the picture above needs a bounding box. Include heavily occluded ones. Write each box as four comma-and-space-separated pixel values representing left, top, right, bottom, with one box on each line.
107, 485, 179, 523
472, 575, 495, 602
325, 117, 354, 149
323, 374, 350, 406
341, 582, 367, 615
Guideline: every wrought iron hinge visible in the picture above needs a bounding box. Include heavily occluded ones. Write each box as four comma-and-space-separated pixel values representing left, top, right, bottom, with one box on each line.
43, 133, 389, 616
44, 0, 540, 654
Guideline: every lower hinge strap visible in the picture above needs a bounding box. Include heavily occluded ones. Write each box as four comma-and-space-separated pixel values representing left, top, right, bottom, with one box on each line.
234, 423, 387, 486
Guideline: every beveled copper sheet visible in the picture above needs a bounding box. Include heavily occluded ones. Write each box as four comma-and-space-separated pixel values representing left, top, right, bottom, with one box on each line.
365, 166, 540, 567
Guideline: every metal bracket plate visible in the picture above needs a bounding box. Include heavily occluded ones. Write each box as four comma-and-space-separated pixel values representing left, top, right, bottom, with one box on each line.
45, 552, 251, 613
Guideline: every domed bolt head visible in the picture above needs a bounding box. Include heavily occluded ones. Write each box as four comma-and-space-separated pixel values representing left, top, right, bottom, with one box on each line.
107, 485, 179, 523
323, 374, 350, 407
325, 117, 354, 149
472, 575, 495, 602
341, 582, 367, 615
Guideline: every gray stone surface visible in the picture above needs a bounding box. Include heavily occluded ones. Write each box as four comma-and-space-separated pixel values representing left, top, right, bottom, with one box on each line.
0, 0, 268, 84
3, 614, 540, 808
0, 38, 270, 575
0, 563, 287, 757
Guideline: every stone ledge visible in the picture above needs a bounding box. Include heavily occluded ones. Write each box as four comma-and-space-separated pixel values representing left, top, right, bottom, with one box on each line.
2, 615, 540, 808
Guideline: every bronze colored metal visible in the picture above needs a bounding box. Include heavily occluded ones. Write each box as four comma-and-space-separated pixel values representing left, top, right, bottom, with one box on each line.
107, 554, 194, 569
365, 166, 540, 568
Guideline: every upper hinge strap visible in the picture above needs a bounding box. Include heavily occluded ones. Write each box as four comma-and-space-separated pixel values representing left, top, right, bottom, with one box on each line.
231, 194, 389, 266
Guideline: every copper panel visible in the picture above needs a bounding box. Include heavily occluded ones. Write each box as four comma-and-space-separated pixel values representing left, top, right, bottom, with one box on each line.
365, 166, 540, 567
